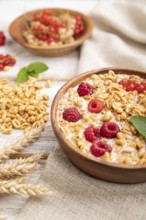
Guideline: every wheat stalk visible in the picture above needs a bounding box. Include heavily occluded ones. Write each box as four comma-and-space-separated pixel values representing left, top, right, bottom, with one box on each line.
0, 127, 43, 160
0, 179, 49, 196
0, 160, 40, 179
18, 154, 43, 163
0, 177, 27, 187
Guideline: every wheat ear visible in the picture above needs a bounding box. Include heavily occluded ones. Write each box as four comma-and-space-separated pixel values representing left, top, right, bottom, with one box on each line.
0, 177, 28, 189
0, 179, 49, 196
0, 127, 43, 160
0, 161, 40, 179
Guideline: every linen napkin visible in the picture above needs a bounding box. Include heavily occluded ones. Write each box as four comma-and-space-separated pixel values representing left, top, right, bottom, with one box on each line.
78, 0, 146, 73
16, 1, 146, 220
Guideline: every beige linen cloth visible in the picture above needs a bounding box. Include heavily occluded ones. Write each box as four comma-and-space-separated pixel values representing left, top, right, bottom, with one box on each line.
16, 1, 146, 220
78, 0, 146, 73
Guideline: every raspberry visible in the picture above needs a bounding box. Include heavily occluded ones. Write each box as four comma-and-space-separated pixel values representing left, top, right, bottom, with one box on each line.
63, 107, 81, 122
100, 122, 120, 138
88, 98, 104, 113
84, 126, 100, 142
77, 82, 93, 97
91, 140, 112, 157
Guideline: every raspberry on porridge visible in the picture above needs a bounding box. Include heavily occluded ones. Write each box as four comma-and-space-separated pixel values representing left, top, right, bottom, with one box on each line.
57, 70, 146, 165
100, 122, 120, 138
91, 140, 112, 157
88, 98, 104, 113
84, 126, 100, 143
63, 107, 81, 122
77, 82, 93, 97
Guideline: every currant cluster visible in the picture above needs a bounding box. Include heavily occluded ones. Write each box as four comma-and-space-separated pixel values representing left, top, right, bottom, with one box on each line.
32, 10, 65, 43
119, 78, 146, 93
28, 10, 84, 45
0, 54, 16, 71
73, 15, 84, 37
0, 31, 6, 46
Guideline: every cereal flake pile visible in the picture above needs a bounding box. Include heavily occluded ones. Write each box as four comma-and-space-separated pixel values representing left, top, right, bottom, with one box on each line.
0, 77, 50, 134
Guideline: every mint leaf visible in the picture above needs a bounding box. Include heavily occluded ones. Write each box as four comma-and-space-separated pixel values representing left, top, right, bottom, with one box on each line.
16, 62, 49, 83
28, 70, 39, 77
27, 62, 48, 75
130, 116, 146, 138
16, 67, 29, 83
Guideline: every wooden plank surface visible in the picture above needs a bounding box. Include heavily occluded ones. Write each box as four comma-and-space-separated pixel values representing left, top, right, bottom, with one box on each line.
0, 81, 64, 219
0, 125, 58, 220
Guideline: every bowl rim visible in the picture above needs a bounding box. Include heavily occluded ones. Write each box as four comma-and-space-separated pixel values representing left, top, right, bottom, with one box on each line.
9, 7, 93, 50
51, 67, 146, 170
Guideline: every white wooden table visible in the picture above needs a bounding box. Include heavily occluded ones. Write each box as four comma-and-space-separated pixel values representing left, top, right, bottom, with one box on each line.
0, 0, 97, 219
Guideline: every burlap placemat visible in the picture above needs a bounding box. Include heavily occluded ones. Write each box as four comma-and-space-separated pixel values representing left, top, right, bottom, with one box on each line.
16, 148, 146, 220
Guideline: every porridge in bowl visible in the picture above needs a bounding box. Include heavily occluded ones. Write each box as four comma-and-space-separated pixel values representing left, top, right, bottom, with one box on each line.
57, 70, 146, 165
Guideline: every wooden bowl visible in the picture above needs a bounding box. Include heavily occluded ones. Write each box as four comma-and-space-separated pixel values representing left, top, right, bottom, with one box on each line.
51, 67, 146, 184
9, 8, 93, 57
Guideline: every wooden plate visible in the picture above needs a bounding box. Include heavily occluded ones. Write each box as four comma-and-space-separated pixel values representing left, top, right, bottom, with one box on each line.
9, 8, 93, 57
51, 67, 146, 183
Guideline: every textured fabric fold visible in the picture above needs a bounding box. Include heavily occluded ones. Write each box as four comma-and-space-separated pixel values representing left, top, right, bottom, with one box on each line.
77, 0, 146, 74
16, 148, 146, 220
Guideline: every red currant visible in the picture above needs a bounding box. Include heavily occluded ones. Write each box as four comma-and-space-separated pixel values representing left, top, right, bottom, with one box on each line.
0, 64, 4, 71
0, 31, 6, 46
0, 54, 16, 71
8, 58, 16, 66
135, 84, 145, 93
53, 34, 59, 42
47, 37, 54, 44
33, 12, 40, 21
125, 80, 137, 91
43, 9, 52, 16
73, 15, 84, 37
119, 79, 129, 87
141, 80, 146, 90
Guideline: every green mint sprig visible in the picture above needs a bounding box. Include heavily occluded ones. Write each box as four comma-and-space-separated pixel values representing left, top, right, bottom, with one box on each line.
130, 116, 146, 138
16, 62, 48, 83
